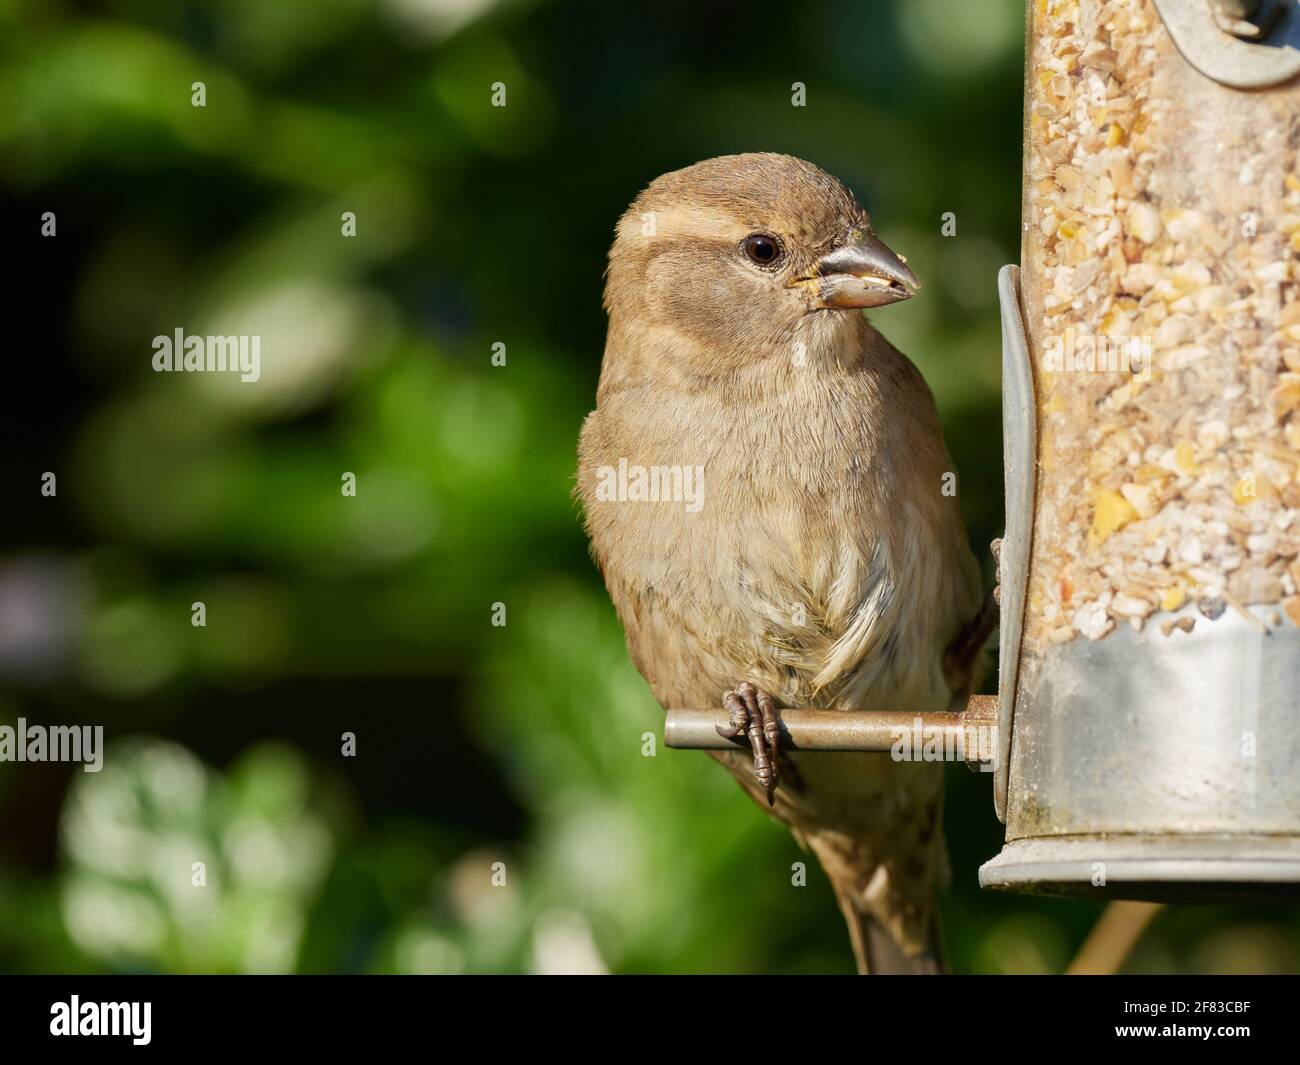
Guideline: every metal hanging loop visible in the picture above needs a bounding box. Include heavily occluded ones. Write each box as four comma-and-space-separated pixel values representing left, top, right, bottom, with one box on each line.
1153, 0, 1300, 88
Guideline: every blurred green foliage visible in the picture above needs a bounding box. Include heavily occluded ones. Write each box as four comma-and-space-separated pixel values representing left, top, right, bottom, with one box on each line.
1, 0, 1297, 973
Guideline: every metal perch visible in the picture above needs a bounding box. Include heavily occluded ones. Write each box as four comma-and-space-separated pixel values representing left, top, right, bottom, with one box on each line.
665, 694, 999, 766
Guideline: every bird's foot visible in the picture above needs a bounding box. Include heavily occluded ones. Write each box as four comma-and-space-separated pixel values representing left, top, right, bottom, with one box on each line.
942, 538, 1003, 691
716, 681, 782, 805
991, 537, 1002, 607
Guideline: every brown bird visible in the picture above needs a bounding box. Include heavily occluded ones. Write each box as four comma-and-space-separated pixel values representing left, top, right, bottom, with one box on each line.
577, 153, 991, 973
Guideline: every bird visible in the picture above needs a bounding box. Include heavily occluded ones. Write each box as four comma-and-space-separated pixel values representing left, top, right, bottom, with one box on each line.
576, 153, 993, 974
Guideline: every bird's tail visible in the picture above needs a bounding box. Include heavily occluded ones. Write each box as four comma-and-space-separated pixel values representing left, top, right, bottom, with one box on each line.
830, 881, 946, 974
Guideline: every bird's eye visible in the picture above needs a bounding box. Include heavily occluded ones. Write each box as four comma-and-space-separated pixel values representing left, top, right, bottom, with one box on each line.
742, 233, 782, 267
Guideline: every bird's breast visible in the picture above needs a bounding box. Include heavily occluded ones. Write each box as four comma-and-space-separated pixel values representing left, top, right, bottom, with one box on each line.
580, 362, 974, 713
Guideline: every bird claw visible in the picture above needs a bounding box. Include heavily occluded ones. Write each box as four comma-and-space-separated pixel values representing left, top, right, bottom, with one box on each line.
717, 681, 782, 805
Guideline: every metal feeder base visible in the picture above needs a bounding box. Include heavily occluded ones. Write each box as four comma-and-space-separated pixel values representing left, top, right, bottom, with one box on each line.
979, 835, 1300, 903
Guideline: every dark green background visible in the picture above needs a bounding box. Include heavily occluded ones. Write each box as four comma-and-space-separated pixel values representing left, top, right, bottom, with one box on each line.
2, 0, 1295, 973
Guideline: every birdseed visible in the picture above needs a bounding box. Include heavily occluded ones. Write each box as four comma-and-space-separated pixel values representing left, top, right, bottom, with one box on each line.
1020, 0, 1300, 645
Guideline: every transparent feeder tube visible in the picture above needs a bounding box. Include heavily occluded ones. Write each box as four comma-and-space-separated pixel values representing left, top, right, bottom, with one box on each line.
984, 0, 1300, 895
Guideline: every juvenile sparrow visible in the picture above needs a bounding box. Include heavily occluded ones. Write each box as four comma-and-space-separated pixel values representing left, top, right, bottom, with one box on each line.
577, 153, 990, 973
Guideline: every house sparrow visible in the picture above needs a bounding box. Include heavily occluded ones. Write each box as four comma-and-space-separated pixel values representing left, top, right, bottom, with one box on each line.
577, 153, 991, 973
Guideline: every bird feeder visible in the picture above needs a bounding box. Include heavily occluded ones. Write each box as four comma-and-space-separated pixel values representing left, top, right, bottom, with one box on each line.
979, 0, 1300, 901
665, 0, 1300, 907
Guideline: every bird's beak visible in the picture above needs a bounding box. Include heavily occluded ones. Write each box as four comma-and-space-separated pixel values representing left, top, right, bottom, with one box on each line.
789, 230, 920, 309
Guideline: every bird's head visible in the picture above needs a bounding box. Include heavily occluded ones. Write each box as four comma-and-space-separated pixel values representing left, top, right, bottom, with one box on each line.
604, 153, 918, 373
